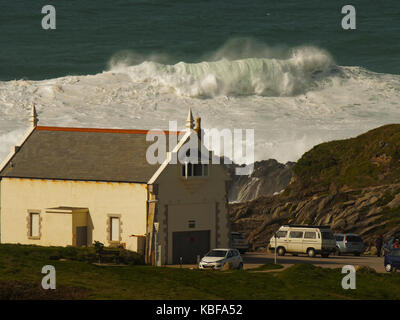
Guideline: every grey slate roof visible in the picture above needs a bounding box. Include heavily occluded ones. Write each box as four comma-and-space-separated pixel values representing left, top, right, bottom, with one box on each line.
0, 127, 181, 183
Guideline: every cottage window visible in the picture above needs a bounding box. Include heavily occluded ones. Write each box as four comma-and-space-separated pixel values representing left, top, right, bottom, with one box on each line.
203, 164, 208, 176
187, 163, 193, 177
29, 212, 40, 238
193, 164, 202, 176
181, 163, 209, 178
188, 220, 196, 228
110, 217, 120, 242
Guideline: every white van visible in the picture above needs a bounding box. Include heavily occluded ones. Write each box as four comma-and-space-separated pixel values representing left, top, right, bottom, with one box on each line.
269, 225, 336, 258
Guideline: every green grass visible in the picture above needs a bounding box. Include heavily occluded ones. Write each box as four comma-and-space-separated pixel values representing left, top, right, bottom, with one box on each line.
1, 244, 400, 299
291, 124, 400, 194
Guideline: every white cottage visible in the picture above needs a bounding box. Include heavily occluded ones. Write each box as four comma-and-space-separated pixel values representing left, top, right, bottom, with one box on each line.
0, 107, 231, 265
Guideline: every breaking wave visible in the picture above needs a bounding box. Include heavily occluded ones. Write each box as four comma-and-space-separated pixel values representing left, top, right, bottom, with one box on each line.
1, 40, 400, 164
110, 46, 336, 97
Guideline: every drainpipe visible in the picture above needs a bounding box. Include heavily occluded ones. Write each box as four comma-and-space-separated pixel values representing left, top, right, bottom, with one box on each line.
146, 184, 159, 265
154, 222, 159, 267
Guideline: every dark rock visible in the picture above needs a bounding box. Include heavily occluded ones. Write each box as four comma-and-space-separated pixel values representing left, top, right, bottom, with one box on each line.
228, 159, 295, 203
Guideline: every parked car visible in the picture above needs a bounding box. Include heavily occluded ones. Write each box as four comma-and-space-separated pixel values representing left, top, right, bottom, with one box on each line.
384, 231, 400, 254
199, 248, 243, 270
384, 248, 400, 272
269, 225, 336, 258
231, 232, 249, 253
334, 233, 365, 256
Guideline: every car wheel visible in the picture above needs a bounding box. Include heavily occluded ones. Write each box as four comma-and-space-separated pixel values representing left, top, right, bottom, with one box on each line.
385, 264, 393, 272
277, 247, 286, 256
238, 262, 243, 270
307, 248, 316, 258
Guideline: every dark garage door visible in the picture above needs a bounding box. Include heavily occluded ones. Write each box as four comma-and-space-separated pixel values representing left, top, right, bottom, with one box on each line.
173, 230, 210, 264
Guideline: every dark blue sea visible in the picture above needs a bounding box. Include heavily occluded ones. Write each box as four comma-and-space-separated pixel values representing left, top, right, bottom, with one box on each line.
0, 0, 399, 163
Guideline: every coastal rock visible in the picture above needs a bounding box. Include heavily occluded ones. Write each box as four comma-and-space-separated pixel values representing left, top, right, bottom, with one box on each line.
230, 184, 400, 249
228, 160, 295, 203
230, 125, 400, 249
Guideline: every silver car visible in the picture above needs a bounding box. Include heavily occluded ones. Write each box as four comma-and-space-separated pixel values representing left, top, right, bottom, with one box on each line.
334, 233, 365, 256
199, 248, 243, 270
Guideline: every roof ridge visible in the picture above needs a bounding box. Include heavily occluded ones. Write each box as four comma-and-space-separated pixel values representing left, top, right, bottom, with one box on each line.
36, 126, 185, 135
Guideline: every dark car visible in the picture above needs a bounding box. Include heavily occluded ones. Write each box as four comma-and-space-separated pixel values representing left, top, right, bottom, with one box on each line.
384, 248, 400, 272
384, 231, 400, 254
231, 232, 249, 253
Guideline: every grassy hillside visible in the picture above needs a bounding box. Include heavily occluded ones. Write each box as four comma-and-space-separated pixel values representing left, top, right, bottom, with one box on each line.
230, 124, 400, 248
291, 124, 400, 195
1, 244, 400, 300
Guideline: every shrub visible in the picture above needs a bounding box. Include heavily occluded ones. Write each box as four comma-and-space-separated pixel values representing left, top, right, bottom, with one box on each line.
118, 249, 145, 265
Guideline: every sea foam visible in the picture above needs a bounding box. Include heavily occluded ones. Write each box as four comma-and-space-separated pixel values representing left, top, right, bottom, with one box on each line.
112, 46, 335, 97
0, 45, 399, 165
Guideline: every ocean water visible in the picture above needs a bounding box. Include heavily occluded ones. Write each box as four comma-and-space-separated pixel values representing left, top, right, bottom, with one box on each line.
0, 0, 399, 163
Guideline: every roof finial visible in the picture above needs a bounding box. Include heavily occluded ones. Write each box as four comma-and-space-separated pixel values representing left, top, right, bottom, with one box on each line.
186, 108, 194, 130
30, 104, 38, 128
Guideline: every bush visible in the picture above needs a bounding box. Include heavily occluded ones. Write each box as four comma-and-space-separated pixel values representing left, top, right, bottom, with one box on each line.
0, 244, 145, 265
118, 249, 145, 265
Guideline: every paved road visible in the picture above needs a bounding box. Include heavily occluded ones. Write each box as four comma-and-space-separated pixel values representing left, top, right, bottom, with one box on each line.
243, 251, 386, 273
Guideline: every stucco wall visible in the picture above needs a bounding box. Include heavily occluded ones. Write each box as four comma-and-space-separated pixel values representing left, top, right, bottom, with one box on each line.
0, 178, 147, 252
44, 213, 73, 246
154, 163, 231, 264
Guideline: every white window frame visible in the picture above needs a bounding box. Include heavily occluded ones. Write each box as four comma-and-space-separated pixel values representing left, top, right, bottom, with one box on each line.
108, 215, 122, 243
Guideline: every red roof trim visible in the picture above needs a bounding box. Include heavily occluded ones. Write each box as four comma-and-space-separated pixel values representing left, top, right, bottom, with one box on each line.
36, 126, 185, 135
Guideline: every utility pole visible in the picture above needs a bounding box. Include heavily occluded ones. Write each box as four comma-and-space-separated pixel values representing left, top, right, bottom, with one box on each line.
274, 232, 278, 265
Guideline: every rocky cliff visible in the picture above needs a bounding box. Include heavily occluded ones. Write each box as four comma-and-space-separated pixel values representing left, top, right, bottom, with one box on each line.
230, 124, 400, 249
228, 159, 295, 203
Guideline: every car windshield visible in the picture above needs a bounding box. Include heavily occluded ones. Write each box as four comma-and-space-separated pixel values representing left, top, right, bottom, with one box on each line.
321, 231, 335, 240
276, 231, 288, 238
206, 250, 227, 257
391, 249, 400, 257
